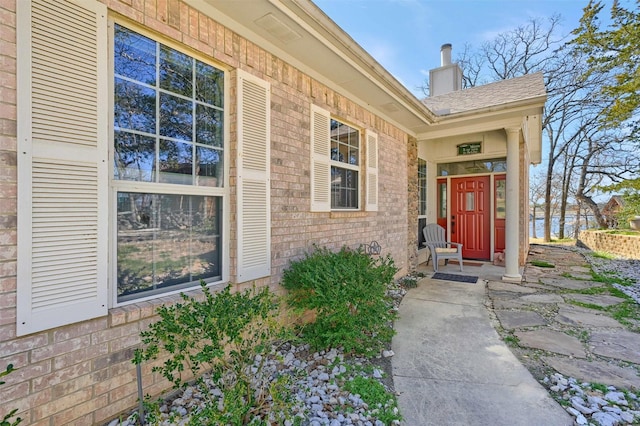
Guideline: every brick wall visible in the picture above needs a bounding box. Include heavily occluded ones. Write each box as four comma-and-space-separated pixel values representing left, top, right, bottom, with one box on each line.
0, 0, 411, 424
578, 230, 640, 260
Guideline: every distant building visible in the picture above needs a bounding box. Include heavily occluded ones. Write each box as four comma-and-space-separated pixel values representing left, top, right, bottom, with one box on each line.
602, 195, 625, 228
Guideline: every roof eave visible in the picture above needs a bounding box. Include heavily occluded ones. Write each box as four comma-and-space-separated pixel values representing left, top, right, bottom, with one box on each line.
185, 0, 436, 135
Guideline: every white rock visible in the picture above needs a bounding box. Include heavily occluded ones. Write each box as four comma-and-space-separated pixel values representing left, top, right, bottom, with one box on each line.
591, 411, 621, 426
605, 391, 628, 406
571, 396, 595, 415
620, 411, 636, 423
382, 350, 395, 358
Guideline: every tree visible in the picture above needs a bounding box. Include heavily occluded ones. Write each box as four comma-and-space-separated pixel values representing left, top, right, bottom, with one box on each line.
571, 1, 640, 135
529, 169, 547, 239
423, 13, 638, 240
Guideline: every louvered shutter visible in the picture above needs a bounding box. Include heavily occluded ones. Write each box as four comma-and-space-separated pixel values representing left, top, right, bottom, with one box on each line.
236, 70, 271, 282
16, 0, 108, 336
310, 105, 331, 212
365, 130, 379, 211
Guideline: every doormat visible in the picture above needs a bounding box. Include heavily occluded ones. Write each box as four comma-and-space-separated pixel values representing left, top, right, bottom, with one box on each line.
431, 273, 479, 283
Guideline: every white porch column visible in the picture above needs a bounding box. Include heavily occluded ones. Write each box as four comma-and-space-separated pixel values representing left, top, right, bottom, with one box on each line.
503, 127, 522, 282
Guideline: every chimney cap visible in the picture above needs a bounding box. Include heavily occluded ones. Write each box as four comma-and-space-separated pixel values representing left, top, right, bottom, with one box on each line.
440, 43, 453, 66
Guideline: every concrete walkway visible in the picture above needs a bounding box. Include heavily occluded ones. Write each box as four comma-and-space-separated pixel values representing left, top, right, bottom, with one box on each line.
391, 268, 573, 425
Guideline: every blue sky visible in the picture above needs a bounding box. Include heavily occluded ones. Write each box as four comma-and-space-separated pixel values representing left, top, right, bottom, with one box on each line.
314, 0, 591, 97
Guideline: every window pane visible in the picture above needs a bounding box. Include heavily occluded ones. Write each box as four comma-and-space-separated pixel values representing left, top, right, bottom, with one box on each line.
331, 166, 358, 209
466, 192, 475, 211
159, 140, 193, 185
330, 119, 359, 166
160, 92, 193, 141
196, 146, 223, 187
160, 45, 193, 97
114, 25, 156, 85
418, 159, 427, 216
114, 78, 156, 133
496, 179, 506, 219
438, 182, 447, 218
438, 158, 507, 176
195, 104, 223, 147
117, 193, 221, 302
114, 131, 156, 181
349, 146, 359, 165
196, 61, 224, 107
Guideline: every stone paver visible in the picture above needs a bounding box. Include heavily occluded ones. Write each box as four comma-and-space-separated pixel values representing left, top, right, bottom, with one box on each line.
492, 298, 531, 309
542, 356, 640, 391
488, 281, 538, 294
555, 304, 623, 328
539, 277, 604, 291
590, 330, 640, 364
563, 293, 626, 308
495, 310, 546, 330
518, 293, 565, 304
514, 329, 587, 358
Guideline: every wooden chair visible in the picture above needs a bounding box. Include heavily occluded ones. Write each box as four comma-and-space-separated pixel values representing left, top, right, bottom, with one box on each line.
422, 224, 463, 272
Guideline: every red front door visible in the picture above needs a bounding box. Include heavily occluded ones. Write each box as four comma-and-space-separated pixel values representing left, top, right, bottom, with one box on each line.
451, 176, 491, 260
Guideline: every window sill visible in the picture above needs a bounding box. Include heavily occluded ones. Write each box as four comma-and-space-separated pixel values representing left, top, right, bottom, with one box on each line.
330, 211, 368, 219
108, 284, 220, 327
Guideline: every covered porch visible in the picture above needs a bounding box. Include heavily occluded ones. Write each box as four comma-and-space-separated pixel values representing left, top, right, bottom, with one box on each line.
417, 72, 546, 281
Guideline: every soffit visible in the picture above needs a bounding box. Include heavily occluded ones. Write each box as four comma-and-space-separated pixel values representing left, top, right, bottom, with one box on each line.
185, 0, 435, 135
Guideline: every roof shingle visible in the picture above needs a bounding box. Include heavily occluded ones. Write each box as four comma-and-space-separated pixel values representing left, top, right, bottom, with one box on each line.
422, 72, 546, 116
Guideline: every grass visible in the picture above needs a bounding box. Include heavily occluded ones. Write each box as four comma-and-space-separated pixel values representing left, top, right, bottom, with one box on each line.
503, 335, 520, 346
590, 382, 609, 393
591, 251, 617, 260
529, 259, 555, 268
609, 302, 640, 331
563, 285, 639, 331
603, 230, 640, 236
591, 270, 635, 286
342, 375, 402, 424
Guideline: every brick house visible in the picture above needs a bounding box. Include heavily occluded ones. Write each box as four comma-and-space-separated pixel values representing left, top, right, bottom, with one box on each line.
0, 0, 545, 424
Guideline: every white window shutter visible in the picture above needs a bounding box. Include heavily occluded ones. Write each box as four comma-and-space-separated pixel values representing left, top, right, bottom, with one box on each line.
236, 70, 271, 283
16, 0, 108, 336
310, 105, 331, 212
365, 130, 379, 211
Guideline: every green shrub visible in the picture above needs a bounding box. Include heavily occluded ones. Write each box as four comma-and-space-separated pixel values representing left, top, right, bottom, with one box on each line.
1, 364, 22, 426
133, 282, 292, 424
343, 375, 401, 424
281, 246, 398, 356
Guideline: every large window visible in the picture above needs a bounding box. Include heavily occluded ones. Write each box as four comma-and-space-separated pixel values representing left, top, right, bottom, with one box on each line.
113, 24, 224, 302
330, 119, 360, 209
438, 158, 506, 176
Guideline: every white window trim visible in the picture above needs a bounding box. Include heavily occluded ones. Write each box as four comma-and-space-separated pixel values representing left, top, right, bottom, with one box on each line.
108, 20, 230, 307
329, 117, 362, 211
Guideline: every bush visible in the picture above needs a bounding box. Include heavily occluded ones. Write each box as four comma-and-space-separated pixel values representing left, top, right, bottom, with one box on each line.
281, 246, 398, 356
1, 364, 22, 426
133, 282, 292, 424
